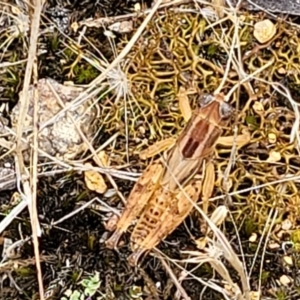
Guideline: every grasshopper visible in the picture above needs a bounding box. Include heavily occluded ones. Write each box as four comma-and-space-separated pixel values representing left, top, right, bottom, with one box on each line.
106, 93, 244, 265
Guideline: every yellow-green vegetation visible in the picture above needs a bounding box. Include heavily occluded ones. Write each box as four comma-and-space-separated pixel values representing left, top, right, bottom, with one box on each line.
14, 266, 35, 277
128, 286, 143, 300
100, 9, 300, 237
291, 229, 300, 251
3, 1, 300, 299
87, 7, 300, 297
61, 272, 104, 300
276, 290, 287, 300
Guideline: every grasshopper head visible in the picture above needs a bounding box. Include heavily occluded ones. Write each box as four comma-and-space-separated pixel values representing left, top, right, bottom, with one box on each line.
197, 93, 233, 126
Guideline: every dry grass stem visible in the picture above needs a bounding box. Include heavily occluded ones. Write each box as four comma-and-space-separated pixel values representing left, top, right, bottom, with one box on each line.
51, 197, 119, 227
158, 254, 191, 300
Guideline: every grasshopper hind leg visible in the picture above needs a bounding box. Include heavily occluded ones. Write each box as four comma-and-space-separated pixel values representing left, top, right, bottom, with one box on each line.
106, 231, 123, 250
106, 163, 164, 249
127, 177, 203, 265
127, 248, 148, 266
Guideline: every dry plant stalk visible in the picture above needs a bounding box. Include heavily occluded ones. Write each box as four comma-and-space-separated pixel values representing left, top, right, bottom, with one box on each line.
15, 0, 45, 299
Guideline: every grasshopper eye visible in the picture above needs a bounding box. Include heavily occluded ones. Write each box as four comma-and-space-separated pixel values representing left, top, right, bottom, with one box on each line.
197, 94, 214, 107
219, 102, 233, 119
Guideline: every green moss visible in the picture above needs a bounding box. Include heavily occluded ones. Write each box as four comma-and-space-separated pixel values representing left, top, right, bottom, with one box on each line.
276, 290, 287, 300
243, 218, 257, 237
49, 32, 60, 51
260, 270, 270, 284
87, 234, 96, 250
245, 115, 259, 129
15, 266, 35, 277
207, 44, 218, 56
291, 229, 300, 244
71, 270, 81, 282
291, 229, 300, 252
74, 64, 99, 84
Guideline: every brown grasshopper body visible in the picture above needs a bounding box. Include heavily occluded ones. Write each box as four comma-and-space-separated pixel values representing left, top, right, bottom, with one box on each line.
106, 94, 233, 265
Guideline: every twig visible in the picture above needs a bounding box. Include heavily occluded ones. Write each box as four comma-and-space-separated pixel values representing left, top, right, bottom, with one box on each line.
210, 173, 300, 202
15, 0, 45, 298
0, 199, 27, 235
225, 59, 274, 101
32, 46, 44, 300
258, 209, 278, 298
157, 252, 191, 300
51, 197, 120, 226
